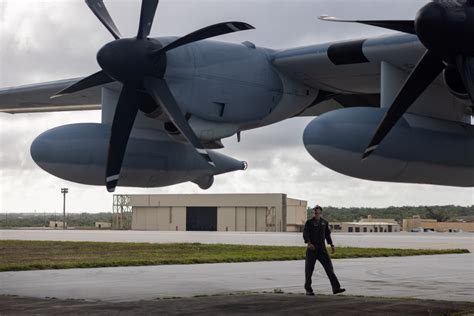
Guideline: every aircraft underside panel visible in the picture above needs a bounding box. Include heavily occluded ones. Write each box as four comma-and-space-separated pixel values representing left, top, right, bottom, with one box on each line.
303, 107, 474, 187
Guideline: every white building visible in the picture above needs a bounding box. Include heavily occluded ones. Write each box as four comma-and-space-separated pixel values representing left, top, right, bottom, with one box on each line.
328, 216, 400, 233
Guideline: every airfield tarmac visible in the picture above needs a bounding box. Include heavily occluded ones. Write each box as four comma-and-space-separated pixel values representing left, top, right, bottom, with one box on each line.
1, 253, 473, 301
1, 230, 473, 250
1, 230, 473, 314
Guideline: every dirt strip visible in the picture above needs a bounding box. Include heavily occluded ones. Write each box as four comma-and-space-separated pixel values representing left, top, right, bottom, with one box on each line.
1, 294, 474, 315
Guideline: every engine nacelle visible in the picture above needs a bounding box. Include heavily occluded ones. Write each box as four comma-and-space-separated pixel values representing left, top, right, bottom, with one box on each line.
303, 107, 474, 187
30, 123, 246, 189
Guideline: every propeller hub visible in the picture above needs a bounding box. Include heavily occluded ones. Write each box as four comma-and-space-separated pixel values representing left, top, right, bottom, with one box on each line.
416, 1, 474, 57
97, 38, 165, 82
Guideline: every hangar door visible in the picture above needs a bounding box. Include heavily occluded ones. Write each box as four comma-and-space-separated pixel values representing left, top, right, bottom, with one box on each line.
186, 207, 217, 231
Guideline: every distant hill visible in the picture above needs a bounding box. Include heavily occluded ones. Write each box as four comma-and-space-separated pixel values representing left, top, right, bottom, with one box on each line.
306, 205, 474, 223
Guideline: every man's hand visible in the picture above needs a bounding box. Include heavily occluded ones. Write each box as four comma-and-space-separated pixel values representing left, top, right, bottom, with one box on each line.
308, 243, 316, 251
331, 244, 335, 254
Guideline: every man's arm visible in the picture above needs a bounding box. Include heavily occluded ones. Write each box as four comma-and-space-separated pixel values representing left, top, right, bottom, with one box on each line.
303, 220, 316, 250
325, 221, 334, 246
303, 220, 310, 244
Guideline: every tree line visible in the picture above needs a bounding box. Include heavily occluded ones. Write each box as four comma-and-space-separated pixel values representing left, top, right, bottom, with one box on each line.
0, 212, 113, 228
1, 205, 473, 228
306, 205, 474, 223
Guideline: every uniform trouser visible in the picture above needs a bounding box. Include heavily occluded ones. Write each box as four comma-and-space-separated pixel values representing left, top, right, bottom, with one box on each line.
304, 248, 341, 292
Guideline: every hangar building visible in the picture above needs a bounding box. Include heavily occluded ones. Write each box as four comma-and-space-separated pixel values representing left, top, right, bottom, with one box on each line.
113, 194, 307, 232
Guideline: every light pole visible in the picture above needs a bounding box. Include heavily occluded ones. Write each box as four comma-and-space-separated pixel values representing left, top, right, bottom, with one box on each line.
61, 188, 69, 229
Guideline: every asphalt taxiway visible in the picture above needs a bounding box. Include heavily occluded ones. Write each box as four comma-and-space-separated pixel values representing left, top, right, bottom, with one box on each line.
3, 293, 474, 315
1, 253, 472, 302
1, 230, 472, 250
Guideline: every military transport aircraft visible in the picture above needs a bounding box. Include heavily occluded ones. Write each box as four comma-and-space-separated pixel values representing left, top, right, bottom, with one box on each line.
0, 0, 473, 192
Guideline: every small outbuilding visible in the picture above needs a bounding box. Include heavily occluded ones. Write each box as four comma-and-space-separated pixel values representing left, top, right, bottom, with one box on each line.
95, 222, 111, 229
49, 220, 66, 228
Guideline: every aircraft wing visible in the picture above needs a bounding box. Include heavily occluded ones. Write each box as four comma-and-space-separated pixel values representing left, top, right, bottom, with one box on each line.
296, 92, 380, 117
0, 78, 118, 114
273, 33, 472, 123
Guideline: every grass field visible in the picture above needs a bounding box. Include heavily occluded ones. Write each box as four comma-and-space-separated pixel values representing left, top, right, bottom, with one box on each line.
0, 240, 469, 272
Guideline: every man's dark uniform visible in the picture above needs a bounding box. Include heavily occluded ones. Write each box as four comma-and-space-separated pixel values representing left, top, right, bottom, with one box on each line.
303, 217, 341, 293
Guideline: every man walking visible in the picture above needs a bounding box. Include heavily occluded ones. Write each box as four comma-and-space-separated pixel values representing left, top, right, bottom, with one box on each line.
303, 205, 345, 296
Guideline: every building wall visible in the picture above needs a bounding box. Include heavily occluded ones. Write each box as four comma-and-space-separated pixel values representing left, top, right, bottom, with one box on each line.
423, 221, 474, 232
330, 222, 400, 233
132, 207, 186, 231
403, 218, 474, 232
127, 194, 306, 232
236, 207, 246, 231
359, 217, 398, 224
256, 207, 267, 231
403, 218, 436, 232
286, 198, 307, 232
217, 207, 236, 231
328, 215, 401, 233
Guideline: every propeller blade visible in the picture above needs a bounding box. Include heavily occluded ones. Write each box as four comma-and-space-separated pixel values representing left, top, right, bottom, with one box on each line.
319, 15, 416, 34
136, 0, 159, 39
85, 0, 121, 40
362, 50, 445, 159
52, 71, 114, 98
154, 22, 254, 55
143, 77, 216, 168
456, 55, 474, 105
105, 85, 139, 192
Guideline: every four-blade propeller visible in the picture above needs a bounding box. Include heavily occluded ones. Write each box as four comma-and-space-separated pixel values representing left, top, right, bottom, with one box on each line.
54, 0, 254, 192
320, 0, 474, 159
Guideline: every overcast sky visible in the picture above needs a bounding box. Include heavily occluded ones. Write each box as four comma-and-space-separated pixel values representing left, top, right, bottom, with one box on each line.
1, 0, 472, 213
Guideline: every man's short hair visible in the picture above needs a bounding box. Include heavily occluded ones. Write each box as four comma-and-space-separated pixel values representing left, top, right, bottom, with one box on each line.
313, 205, 323, 212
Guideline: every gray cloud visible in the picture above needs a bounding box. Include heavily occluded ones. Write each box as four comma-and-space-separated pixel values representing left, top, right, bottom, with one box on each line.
1, 0, 430, 87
